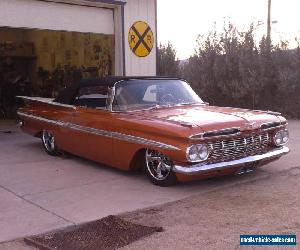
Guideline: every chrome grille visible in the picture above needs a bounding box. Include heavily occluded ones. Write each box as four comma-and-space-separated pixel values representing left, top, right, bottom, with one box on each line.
208, 132, 271, 163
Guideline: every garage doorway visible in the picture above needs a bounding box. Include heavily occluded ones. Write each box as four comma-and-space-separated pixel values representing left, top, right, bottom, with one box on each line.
0, 27, 115, 119
0, 0, 117, 119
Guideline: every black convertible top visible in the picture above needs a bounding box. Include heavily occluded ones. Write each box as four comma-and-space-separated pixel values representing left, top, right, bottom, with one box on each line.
54, 76, 181, 104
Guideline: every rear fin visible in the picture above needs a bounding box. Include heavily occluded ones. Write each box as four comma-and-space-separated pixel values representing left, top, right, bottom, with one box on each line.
16, 96, 75, 109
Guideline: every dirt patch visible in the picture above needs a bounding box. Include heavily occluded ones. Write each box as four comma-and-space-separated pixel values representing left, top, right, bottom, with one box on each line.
24, 215, 163, 250
120, 167, 300, 250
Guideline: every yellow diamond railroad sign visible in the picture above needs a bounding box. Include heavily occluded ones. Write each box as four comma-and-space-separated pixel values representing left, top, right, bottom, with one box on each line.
128, 21, 154, 57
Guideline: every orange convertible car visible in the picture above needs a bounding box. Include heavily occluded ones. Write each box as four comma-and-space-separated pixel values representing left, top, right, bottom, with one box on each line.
17, 77, 289, 186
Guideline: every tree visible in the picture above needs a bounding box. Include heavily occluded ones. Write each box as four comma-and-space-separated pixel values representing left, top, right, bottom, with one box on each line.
159, 22, 300, 118
157, 42, 179, 76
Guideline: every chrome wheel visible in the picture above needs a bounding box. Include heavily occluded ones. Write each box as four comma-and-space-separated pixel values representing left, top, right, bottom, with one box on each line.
145, 149, 172, 181
42, 130, 56, 153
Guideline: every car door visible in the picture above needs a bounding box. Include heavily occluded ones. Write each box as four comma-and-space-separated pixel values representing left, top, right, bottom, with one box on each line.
58, 85, 113, 166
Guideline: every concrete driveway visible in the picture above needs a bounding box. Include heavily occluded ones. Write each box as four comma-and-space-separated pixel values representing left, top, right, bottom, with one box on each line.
0, 120, 299, 243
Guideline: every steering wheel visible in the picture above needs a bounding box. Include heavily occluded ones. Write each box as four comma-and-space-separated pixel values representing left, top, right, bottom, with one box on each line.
161, 93, 175, 103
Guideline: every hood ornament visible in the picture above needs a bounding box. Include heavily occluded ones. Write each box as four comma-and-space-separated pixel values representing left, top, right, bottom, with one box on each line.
245, 122, 257, 130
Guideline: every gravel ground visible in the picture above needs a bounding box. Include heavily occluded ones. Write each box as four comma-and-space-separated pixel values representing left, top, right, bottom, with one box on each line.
120, 167, 300, 250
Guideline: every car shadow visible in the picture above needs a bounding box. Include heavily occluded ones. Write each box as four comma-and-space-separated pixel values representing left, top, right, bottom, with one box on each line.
57, 150, 268, 190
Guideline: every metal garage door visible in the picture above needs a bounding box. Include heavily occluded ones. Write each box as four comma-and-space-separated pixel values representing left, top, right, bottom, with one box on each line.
0, 0, 114, 35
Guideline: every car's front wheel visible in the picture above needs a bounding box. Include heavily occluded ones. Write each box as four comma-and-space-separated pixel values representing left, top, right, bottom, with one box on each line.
42, 130, 59, 156
144, 149, 178, 186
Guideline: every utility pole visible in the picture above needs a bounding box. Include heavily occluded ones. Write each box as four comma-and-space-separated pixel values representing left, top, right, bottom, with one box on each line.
266, 0, 272, 52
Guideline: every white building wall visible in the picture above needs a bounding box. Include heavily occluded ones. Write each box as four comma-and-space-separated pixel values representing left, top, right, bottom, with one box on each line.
124, 0, 157, 76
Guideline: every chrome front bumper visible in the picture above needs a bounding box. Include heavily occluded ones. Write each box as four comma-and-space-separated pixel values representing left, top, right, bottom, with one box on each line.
173, 146, 290, 175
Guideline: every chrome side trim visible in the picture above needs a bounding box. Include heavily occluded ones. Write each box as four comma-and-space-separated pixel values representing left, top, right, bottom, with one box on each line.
17, 112, 179, 151
17, 112, 66, 127
110, 131, 179, 150
173, 146, 289, 175
17, 96, 76, 110
68, 123, 112, 138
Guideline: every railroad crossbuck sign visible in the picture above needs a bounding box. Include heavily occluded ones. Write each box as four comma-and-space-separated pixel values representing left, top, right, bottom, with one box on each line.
128, 21, 154, 57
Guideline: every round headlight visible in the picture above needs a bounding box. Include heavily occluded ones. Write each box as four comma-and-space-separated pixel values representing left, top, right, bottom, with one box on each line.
186, 144, 210, 162
274, 130, 289, 146
282, 130, 289, 144
274, 132, 282, 146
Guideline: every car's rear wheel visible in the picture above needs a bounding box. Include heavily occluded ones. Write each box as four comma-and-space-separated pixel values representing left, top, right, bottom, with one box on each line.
42, 130, 59, 156
144, 149, 177, 186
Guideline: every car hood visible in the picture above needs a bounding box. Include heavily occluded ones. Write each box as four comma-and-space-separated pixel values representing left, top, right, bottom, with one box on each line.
132, 105, 283, 133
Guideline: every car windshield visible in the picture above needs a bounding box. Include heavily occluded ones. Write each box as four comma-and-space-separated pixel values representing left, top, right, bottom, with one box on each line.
112, 79, 204, 112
